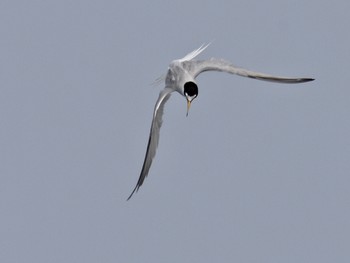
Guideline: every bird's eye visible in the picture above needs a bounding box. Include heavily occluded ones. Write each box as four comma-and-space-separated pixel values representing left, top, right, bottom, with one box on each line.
184, 81, 198, 97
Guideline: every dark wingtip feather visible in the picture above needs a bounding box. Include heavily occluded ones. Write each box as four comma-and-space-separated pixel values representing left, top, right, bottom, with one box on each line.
288, 77, 315, 83
127, 184, 139, 201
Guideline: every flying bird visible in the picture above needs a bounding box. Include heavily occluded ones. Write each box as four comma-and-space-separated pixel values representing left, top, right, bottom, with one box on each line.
127, 44, 314, 200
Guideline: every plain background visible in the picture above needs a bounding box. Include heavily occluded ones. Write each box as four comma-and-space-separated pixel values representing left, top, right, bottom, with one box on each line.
1, 1, 349, 262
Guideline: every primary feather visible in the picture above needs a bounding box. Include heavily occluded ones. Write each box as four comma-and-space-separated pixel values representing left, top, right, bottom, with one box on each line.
127, 44, 314, 200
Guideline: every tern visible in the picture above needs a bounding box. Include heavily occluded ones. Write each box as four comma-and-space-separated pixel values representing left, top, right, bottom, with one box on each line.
127, 44, 314, 200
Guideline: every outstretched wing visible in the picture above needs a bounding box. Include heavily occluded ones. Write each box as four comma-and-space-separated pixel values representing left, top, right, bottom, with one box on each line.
127, 87, 173, 200
184, 58, 314, 83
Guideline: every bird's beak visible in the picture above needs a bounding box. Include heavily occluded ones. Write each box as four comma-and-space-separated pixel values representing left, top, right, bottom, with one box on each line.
186, 99, 191, 117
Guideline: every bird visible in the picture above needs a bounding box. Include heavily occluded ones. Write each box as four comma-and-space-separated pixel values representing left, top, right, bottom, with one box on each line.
127, 43, 314, 200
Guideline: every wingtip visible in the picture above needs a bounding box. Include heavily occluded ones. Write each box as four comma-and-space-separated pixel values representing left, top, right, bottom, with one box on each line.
300, 78, 315, 83
126, 185, 139, 201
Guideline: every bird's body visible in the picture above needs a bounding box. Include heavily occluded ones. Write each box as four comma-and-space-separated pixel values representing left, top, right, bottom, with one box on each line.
127, 44, 314, 200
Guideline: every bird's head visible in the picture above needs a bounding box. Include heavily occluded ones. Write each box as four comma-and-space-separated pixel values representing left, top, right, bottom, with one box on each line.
184, 81, 198, 117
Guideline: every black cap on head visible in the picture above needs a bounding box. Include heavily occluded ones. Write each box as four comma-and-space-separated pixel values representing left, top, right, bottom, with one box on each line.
184, 81, 198, 98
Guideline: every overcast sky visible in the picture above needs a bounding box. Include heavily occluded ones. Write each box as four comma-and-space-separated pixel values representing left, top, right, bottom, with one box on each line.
1, 1, 349, 262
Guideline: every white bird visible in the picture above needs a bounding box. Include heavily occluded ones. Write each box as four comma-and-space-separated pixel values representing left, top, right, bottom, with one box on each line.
127, 44, 314, 200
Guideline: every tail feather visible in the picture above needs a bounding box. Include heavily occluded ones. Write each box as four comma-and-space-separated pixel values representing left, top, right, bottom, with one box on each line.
179, 43, 211, 62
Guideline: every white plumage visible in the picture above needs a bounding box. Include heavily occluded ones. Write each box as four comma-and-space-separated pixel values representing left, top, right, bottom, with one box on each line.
127, 44, 314, 200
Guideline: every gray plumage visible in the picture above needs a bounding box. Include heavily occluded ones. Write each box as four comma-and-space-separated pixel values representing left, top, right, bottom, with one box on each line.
127, 44, 314, 200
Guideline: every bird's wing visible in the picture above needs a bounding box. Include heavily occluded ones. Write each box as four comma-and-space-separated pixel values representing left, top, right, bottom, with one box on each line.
184, 58, 314, 83
127, 87, 173, 200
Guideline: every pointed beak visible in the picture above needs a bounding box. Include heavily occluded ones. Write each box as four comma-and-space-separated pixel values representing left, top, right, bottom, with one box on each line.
186, 99, 191, 117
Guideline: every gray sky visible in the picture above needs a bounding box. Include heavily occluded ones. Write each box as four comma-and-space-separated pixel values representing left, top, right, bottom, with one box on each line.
1, 1, 349, 262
